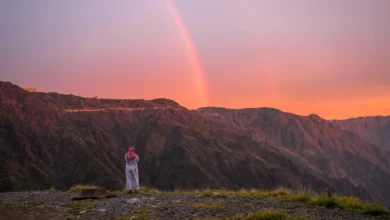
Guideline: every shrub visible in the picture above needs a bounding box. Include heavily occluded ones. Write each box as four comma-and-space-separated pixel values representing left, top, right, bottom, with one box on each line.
200, 190, 214, 197
309, 194, 388, 216
285, 193, 311, 202
268, 187, 293, 198
309, 194, 338, 208
361, 203, 387, 216
48, 186, 57, 192
334, 196, 364, 210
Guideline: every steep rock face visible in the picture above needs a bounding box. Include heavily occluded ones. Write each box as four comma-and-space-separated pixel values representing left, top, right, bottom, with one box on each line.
0, 82, 328, 195
197, 107, 390, 204
333, 116, 390, 152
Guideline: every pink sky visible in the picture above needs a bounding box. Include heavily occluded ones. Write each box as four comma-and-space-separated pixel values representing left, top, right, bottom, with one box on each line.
1, 0, 390, 119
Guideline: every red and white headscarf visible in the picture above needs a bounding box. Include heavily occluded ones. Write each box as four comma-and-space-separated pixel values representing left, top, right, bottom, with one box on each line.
125, 146, 138, 163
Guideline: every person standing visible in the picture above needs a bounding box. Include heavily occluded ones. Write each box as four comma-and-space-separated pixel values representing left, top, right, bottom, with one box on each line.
125, 146, 140, 192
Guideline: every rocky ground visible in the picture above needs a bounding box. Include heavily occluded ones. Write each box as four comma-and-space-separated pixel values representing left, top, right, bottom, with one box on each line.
0, 191, 387, 220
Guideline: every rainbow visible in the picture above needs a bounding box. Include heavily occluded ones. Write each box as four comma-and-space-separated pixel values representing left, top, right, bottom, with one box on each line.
166, 0, 208, 107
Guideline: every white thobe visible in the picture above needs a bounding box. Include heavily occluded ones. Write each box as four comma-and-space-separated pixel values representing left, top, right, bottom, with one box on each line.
125, 156, 140, 190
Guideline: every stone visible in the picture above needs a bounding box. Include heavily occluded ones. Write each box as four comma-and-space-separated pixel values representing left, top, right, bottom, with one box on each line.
72, 187, 117, 201
127, 198, 141, 204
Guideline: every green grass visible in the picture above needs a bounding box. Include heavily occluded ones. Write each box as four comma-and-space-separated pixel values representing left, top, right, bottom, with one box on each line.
139, 186, 161, 194
132, 207, 149, 220
48, 186, 57, 192
268, 187, 293, 198
192, 202, 227, 210
115, 213, 132, 220
362, 203, 387, 216
176, 187, 389, 217
177, 187, 294, 200
242, 209, 287, 220
309, 194, 338, 208
283, 193, 311, 203
68, 200, 98, 215
309, 194, 388, 216
1, 200, 22, 208
115, 207, 154, 220
68, 184, 99, 193
222, 210, 308, 220
191, 210, 308, 220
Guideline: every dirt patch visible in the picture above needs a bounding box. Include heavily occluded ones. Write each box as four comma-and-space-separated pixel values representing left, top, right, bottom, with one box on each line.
0, 206, 69, 220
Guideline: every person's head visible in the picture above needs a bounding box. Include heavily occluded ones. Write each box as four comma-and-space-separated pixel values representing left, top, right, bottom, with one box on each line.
128, 146, 135, 153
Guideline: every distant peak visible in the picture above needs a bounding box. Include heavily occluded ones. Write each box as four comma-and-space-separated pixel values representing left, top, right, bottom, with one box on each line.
0, 81, 17, 87
308, 114, 326, 123
308, 114, 321, 118
150, 98, 185, 109
0, 81, 24, 91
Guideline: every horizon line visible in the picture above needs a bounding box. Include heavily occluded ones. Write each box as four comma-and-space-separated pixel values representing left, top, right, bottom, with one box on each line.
1, 81, 388, 121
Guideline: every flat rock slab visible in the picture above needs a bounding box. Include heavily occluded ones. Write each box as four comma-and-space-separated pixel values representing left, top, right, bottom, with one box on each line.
80, 187, 106, 197
72, 194, 117, 201
72, 187, 117, 200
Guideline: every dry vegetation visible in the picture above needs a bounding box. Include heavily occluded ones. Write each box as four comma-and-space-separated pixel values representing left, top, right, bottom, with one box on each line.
1, 200, 22, 208
115, 207, 157, 220
195, 209, 308, 220
68, 200, 98, 215
192, 202, 227, 210
68, 184, 100, 193
69, 185, 389, 218
152, 186, 388, 217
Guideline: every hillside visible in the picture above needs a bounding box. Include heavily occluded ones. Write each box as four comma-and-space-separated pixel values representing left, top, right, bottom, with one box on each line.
1, 81, 390, 205
0, 82, 327, 191
197, 107, 390, 204
332, 116, 390, 152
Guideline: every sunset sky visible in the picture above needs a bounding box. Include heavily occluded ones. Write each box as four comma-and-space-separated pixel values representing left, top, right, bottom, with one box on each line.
2, 0, 390, 119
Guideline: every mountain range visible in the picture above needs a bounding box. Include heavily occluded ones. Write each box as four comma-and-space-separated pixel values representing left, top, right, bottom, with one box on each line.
1, 81, 389, 205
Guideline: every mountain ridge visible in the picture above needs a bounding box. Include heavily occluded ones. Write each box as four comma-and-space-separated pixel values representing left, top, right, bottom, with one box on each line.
1, 81, 390, 205
5, 80, 388, 121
